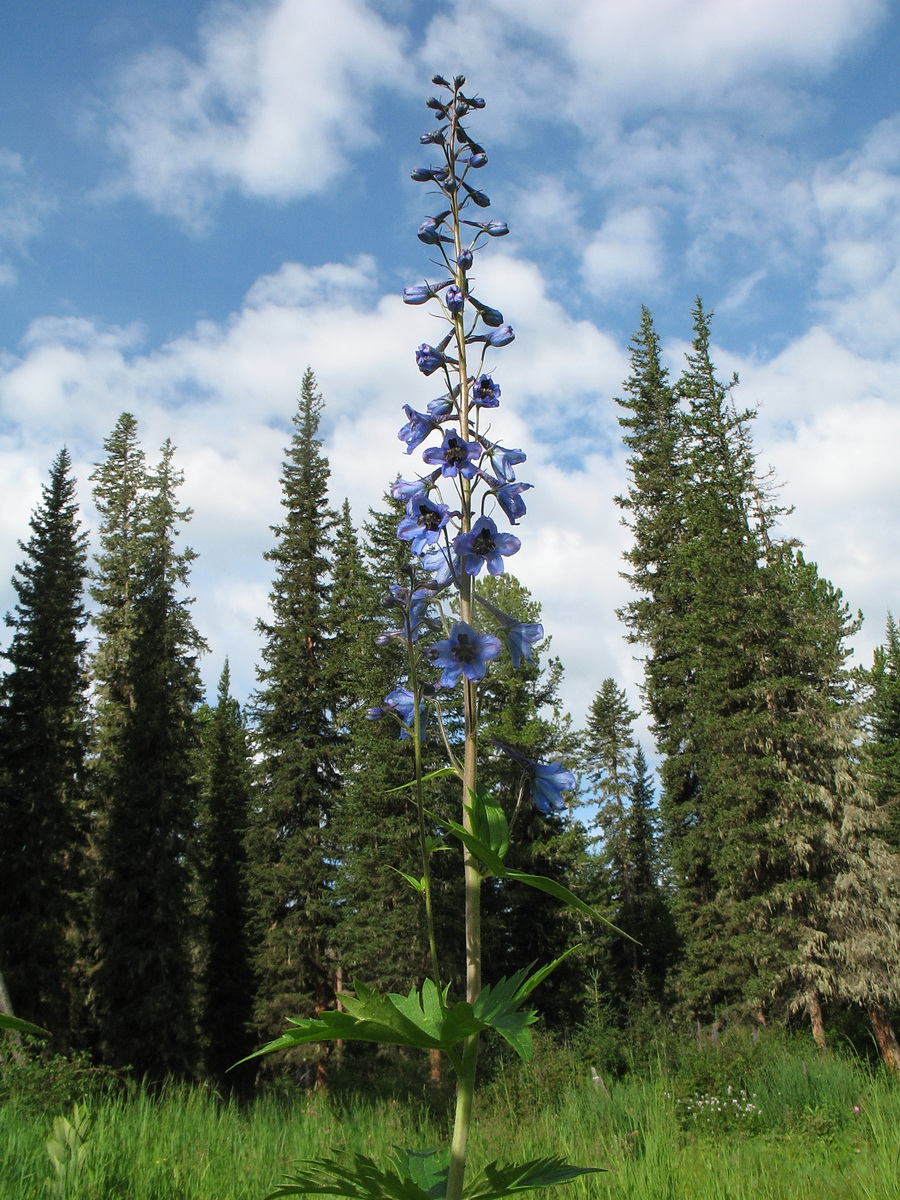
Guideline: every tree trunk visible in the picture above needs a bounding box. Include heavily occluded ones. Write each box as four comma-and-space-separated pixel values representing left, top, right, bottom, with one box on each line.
0, 966, 25, 1065
808, 994, 827, 1050
867, 1003, 900, 1073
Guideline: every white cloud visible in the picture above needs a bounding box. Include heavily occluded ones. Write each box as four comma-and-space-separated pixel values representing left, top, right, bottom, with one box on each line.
103, 0, 409, 226
581, 208, 664, 297
0, 149, 54, 283
704, 326, 900, 664
0, 252, 631, 719
2, 256, 898, 731
812, 115, 900, 355
419, 0, 884, 124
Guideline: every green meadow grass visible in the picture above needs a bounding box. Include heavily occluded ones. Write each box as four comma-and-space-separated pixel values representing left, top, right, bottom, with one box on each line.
2, 1042, 898, 1200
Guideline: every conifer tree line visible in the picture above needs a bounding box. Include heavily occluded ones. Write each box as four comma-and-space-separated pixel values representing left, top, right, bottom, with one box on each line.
0, 330, 898, 1084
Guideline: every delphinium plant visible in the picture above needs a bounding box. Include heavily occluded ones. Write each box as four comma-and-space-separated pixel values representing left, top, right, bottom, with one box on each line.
251, 75, 603, 1200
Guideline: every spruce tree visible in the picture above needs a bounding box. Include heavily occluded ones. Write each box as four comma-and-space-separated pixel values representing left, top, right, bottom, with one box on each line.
90, 419, 205, 1078
0, 450, 90, 1043
198, 660, 255, 1090
868, 615, 900, 850
247, 369, 339, 1078
615, 302, 889, 1032
579, 683, 674, 1009
476, 573, 585, 1026
329, 499, 430, 997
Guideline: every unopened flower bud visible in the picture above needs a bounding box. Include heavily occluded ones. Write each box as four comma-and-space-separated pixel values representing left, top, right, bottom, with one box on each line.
403, 284, 433, 305
446, 285, 465, 314
463, 183, 491, 207
418, 217, 452, 245
457, 249, 474, 270
411, 166, 449, 183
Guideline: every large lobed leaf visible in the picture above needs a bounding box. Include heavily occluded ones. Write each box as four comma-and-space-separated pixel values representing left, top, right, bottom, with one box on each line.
264, 1151, 602, 1200
464, 1157, 605, 1200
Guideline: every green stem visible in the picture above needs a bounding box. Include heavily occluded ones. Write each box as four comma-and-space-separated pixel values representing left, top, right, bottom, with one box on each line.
445, 81, 483, 1200
408, 621, 442, 991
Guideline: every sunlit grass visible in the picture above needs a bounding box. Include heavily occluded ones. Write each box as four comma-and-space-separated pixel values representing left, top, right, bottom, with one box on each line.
2, 1043, 898, 1200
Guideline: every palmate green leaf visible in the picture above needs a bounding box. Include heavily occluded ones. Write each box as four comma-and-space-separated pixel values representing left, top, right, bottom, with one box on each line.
463, 1157, 605, 1200
472, 948, 580, 1061
387, 979, 486, 1046
390, 1149, 450, 1199
239, 981, 486, 1064
0, 1013, 49, 1038
265, 1151, 444, 1200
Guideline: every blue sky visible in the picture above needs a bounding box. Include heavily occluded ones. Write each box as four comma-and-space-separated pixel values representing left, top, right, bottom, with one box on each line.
2, 0, 900, 731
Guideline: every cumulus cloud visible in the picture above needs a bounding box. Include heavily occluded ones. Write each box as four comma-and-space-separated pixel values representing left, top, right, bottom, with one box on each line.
103, 0, 408, 226
581, 208, 665, 297
418, 0, 884, 124
812, 115, 900, 356
0, 252, 630, 717
1, 234, 898, 719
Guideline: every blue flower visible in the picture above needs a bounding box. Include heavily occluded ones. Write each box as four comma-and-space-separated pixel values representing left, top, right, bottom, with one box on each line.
461, 182, 491, 207
483, 440, 526, 482
492, 741, 574, 814
420, 129, 446, 145
403, 284, 434, 305
411, 166, 450, 183
457, 249, 474, 270
391, 476, 428, 502
416, 344, 449, 375
420, 544, 460, 587
453, 515, 521, 576
473, 375, 501, 407
465, 152, 488, 168
506, 622, 543, 669
369, 687, 427, 741
427, 621, 502, 687
397, 495, 451, 554
531, 762, 574, 814
470, 299, 504, 327
422, 429, 482, 479
398, 406, 439, 453
495, 480, 532, 524
427, 395, 455, 420
467, 325, 514, 347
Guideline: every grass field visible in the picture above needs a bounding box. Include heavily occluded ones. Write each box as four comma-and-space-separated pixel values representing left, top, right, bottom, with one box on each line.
2, 1038, 899, 1200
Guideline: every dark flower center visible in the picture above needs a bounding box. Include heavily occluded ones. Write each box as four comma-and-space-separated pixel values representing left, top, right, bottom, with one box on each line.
453, 632, 477, 663
471, 529, 496, 556
445, 437, 466, 465
419, 504, 443, 531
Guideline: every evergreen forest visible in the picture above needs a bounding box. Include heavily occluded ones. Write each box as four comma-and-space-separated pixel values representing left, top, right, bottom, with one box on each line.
2, 309, 900, 1107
